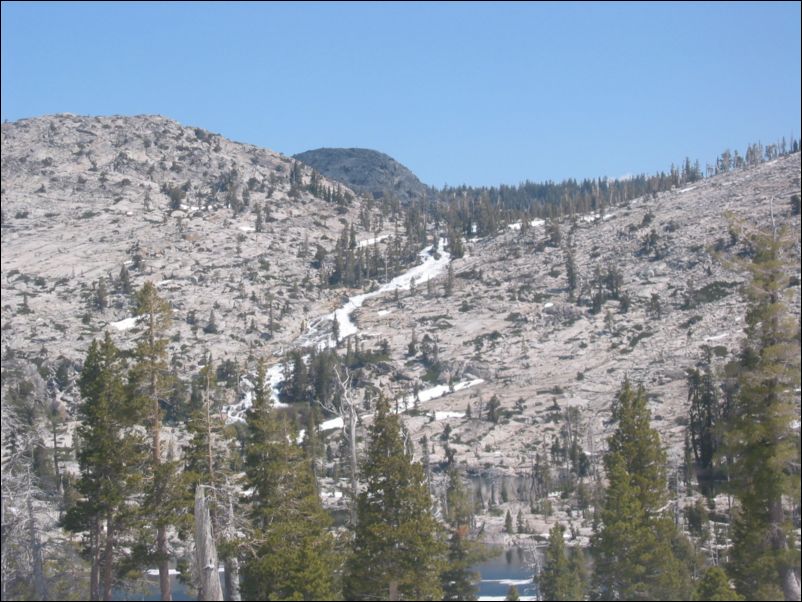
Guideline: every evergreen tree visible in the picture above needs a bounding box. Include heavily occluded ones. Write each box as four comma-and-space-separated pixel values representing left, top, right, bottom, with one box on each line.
184, 353, 220, 494
445, 262, 455, 297
565, 247, 577, 300
64, 334, 146, 601
687, 352, 721, 472
344, 395, 445, 600
129, 281, 178, 601
254, 204, 263, 233
723, 229, 801, 601
693, 566, 744, 602
441, 466, 478, 601
118, 264, 131, 295
505, 585, 520, 601
94, 279, 108, 311
504, 509, 514, 534
204, 309, 218, 334
447, 228, 465, 259
540, 523, 585, 601
241, 365, 338, 601
516, 509, 525, 534
590, 380, 692, 601
693, 567, 743, 601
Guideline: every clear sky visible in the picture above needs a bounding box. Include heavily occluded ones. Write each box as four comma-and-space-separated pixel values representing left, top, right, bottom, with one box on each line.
2, 1, 800, 187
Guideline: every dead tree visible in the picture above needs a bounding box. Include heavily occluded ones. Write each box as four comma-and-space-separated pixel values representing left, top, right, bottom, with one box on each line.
194, 486, 223, 601
316, 366, 360, 525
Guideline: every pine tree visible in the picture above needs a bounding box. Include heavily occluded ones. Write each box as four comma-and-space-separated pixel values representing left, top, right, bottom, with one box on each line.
590, 380, 692, 601
687, 349, 721, 472
504, 509, 514, 534
516, 509, 525, 534
129, 281, 178, 601
254, 204, 263, 233
183, 352, 238, 598
118, 264, 131, 295
241, 361, 338, 601
184, 353, 220, 495
723, 229, 801, 601
94, 278, 108, 311
565, 246, 577, 300
441, 466, 478, 601
64, 334, 146, 601
693, 567, 743, 601
344, 395, 445, 600
540, 523, 586, 601
204, 309, 218, 334
445, 262, 455, 297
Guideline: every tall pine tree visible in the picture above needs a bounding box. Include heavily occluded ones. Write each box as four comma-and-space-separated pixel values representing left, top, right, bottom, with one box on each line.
344, 395, 445, 601
441, 465, 478, 601
590, 380, 692, 601
540, 523, 586, 601
129, 281, 179, 601
241, 360, 338, 600
723, 228, 801, 601
64, 334, 146, 601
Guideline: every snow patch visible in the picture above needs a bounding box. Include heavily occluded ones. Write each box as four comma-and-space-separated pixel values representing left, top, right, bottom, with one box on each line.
110, 316, 139, 331
356, 234, 389, 248
302, 239, 451, 350
434, 411, 466, 420
320, 417, 344, 431
402, 378, 484, 410
580, 212, 616, 223
507, 218, 545, 231
146, 569, 180, 576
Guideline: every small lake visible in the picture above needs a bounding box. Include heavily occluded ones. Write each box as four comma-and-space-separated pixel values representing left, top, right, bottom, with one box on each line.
115, 547, 538, 601
474, 547, 538, 601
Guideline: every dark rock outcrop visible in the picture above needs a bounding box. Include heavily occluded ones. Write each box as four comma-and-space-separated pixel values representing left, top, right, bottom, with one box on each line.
294, 147, 428, 204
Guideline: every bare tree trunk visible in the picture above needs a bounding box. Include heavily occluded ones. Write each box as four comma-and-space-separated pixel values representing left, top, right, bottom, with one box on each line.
205, 355, 215, 492
153, 397, 171, 601
194, 487, 223, 601
347, 401, 358, 526
51, 418, 62, 503
101, 515, 115, 601
223, 557, 241, 602
90, 520, 100, 601
771, 499, 802, 601
222, 479, 241, 601
27, 492, 47, 601
149, 311, 171, 602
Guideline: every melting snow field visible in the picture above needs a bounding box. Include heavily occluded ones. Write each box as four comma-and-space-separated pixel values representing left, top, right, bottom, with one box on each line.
356, 234, 390, 248
297, 240, 451, 350
224, 240, 453, 422
318, 378, 483, 433
401, 378, 484, 410
580, 212, 616, 223
507, 218, 545, 231
110, 316, 139, 331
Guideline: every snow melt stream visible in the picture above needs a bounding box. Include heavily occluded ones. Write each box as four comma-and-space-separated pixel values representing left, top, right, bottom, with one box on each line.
225, 240, 451, 421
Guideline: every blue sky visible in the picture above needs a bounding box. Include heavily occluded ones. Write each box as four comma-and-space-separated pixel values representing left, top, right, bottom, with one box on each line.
2, 1, 800, 186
